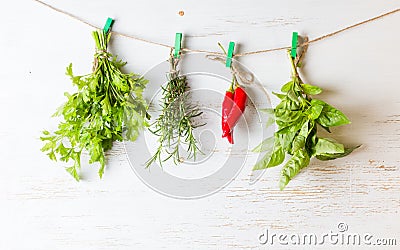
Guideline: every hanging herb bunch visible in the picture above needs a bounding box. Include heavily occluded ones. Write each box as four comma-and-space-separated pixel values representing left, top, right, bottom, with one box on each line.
252, 36, 359, 190
41, 25, 149, 181
146, 50, 204, 167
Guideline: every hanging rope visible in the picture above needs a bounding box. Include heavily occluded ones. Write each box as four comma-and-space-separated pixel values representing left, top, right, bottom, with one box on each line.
32, 0, 399, 58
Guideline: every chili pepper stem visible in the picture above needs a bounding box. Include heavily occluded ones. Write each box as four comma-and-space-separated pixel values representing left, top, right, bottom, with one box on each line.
229, 76, 235, 92
218, 42, 228, 55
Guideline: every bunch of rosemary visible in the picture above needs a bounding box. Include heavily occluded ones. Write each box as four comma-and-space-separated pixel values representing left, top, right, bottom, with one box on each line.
41, 29, 149, 180
146, 54, 203, 167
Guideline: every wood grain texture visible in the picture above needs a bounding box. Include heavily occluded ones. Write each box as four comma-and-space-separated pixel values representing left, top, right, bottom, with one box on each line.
1, 0, 399, 249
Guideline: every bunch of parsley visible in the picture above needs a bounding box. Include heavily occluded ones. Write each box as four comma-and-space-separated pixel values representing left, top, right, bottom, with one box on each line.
41, 29, 148, 180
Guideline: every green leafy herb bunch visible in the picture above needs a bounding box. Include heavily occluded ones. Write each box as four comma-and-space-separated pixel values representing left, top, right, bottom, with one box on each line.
41, 29, 149, 180
252, 38, 358, 190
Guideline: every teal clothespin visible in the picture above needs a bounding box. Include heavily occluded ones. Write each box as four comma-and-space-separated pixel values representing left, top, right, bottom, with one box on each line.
174, 33, 183, 58
290, 32, 298, 58
225, 41, 235, 68
103, 17, 114, 34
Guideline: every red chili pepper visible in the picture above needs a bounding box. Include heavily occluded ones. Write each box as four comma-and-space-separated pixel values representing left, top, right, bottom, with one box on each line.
226, 86, 247, 133
226, 131, 234, 144
222, 91, 234, 142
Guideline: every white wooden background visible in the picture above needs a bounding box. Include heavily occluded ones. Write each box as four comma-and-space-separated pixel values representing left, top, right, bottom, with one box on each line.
1, 0, 399, 249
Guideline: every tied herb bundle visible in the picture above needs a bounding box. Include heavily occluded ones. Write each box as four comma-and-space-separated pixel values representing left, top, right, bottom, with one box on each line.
41, 29, 149, 181
252, 39, 358, 190
146, 53, 203, 167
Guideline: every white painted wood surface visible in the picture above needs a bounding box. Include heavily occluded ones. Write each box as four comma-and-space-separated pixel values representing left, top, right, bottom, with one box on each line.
1, 0, 399, 249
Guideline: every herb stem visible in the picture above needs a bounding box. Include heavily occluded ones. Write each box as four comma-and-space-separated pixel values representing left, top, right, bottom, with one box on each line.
287, 50, 298, 79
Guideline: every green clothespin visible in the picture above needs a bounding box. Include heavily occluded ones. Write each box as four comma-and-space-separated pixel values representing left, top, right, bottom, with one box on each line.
225, 41, 235, 68
174, 33, 183, 58
290, 32, 298, 58
103, 17, 114, 34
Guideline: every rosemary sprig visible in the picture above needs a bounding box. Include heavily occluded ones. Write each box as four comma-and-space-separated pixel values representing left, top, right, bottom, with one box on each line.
146, 55, 203, 167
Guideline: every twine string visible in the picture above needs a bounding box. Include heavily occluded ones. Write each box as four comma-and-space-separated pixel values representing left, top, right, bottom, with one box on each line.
205, 54, 255, 86
32, 0, 399, 58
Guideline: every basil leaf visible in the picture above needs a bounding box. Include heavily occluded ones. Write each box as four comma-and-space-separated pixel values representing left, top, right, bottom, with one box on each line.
291, 135, 306, 153
276, 99, 299, 111
287, 90, 300, 105
309, 102, 324, 120
315, 137, 345, 155
253, 151, 273, 170
272, 92, 286, 99
253, 143, 285, 170
312, 99, 350, 127
275, 109, 302, 123
260, 108, 276, 128
265, 116, 275, 128
305, 126, 317, 156
252, 136, 274, 153
301, 84, 322, 95
279, 149, 310, 190
299, 120, 309, 137
290, 120, 309, 154
267, 146, 285, 167
281, 81, 294, 93
316, 145, 360, 161
279, 131, 297, 152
